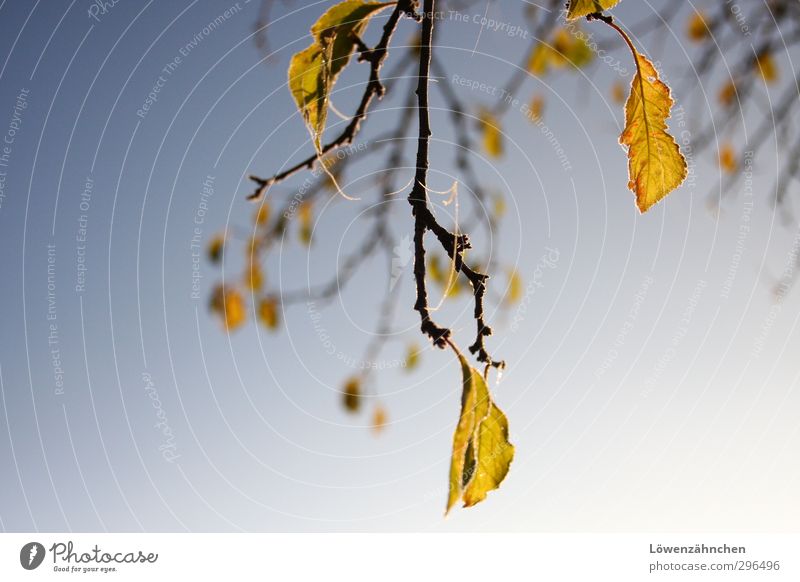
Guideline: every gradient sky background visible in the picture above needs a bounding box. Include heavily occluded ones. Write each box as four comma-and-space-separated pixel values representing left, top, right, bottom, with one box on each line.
0, 0, 798, 532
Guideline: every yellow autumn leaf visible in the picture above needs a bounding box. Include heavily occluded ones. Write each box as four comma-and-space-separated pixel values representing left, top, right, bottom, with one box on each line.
492, 192, 507, 219
566, 0, 621, 21
447, 350, 514, 513
620, 51, 687, 212
528, 94, 544, 122
478, 108, 503, 159
210, 285, 246, 331
244, 261, 264, 292
288, 43, 333, 150
207, 234, 224, 263
527, 43, 550, 76
288, 1, 393, 149
258, 297, 279, 330
551, 28, 593, 69
254, 203, 270, 226
527, 27, 592, 76
299, 201, 313, 245
405, 343, 421, 371
506, 269, 523, 305
372, 405, 388, 434
719, 144, 738, 174
343, 377, 361, 413
756, 52, 778, 84
687, 10, 710, 42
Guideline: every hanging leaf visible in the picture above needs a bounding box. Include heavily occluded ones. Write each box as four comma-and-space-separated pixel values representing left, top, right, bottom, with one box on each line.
207, 234, 224, 263
288, 42, 334, 150
566, 0, 621, 21
244, 261, 264, 292
447, 350, 514, 513
342, 377, 361, 412
310, 1, 394, 79
718, 81, 738, 107
756, 52, 778, 84
506, 269, 524, 305
527, 27, 593, 76
719, 143, 738, 174
288, 1, 394, 149
405, 343, 421, 371
299, 201, 313, 245
619, 51, 687, 212
687, 10, 710, 42
528, 94, 544, 122
254, 203, 271, 226
372, 405, 388, 434
478, 108, 503, 159
210, 285, 247, 331
527, 43, 550, 76
258, 297, 279, 330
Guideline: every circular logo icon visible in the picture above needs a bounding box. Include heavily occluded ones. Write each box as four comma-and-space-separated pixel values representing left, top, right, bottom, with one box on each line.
20, 542, 45, 570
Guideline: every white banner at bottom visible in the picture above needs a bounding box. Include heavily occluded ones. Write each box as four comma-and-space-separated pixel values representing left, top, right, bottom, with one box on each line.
0, 533, 797, 581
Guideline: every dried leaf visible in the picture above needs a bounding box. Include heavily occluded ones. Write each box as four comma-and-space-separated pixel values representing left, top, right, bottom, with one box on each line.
207, 234, 224, 263
566, 0, 621, 21
447, 351, 514, 513
343, 377, 361, 413
620, 51, 687, 212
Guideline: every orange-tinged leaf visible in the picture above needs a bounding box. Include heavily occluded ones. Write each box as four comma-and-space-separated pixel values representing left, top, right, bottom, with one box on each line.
258, 297, 279, 330
210, 285, 246, 331
687, 11, 710, 42
756, 52, 778, 83
528, 94, 544, 122
244, 262, 264, 292
342, 377, 361, 412
254, 203, 270, 226
372, 405, 388, 434
719, 144, 738, 173
619, 52, 687, 212
566, 0, 621, 21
